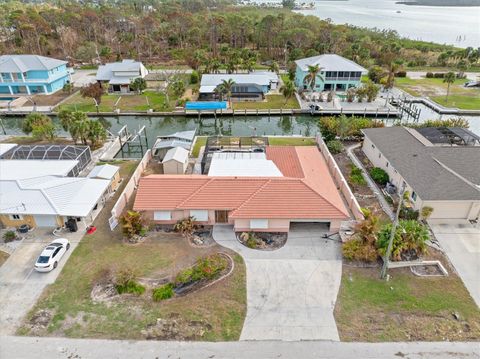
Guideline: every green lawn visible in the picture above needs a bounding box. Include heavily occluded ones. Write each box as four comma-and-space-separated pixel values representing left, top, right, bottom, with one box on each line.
191, 136, 207, 158
335, 266, 480, 342
268, 137, 316, 146
18, 161, 246, 340
233, 95, 299, 110
395, 77, 480, 110
59, 91, 175, 112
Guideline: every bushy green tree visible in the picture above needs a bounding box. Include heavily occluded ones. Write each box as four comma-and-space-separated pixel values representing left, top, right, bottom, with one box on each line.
22, 113, 55, 140
130, 77, 147, 94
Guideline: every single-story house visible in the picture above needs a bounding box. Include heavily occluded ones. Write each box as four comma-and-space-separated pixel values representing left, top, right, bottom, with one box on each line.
88, 164, 121, 192
162, 147, 189, 174
362, 127, 480, 220
0, 54, 71, 96
199, 72, 279, 101
294, 54, 367, 92
96, 59, 148, 94
152, 130, 196, 160
134, 146, 350, 233
0, 175, 110, 228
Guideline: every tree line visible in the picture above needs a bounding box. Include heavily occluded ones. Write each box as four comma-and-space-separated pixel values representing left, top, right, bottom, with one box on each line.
1, 0, 477, 73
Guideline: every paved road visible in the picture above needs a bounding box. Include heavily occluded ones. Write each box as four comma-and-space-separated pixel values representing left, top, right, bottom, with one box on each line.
213, 223, 342, 341
428, 219, 480, 308
0, 225, 88, 335
0, 336, 478, 359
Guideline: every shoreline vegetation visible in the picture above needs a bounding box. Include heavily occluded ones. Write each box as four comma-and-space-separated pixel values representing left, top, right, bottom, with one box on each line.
397, 0, 480, 6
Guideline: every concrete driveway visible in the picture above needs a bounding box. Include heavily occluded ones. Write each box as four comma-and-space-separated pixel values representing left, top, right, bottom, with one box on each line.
70, 69, 96, 87
0, 228, 85, 335
428, 219, 480, 308
213, 223, 342, 341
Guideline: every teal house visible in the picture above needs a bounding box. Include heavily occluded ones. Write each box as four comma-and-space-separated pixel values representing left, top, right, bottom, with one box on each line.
294, 54, 367, 92
0, 55, 71, 96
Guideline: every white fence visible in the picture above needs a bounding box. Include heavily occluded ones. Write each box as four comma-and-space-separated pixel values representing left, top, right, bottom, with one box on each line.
316, 135, 364, 221
109, 149, 152, 229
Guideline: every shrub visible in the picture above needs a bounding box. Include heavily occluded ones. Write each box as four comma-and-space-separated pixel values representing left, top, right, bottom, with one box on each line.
3, 230, 17, 242
377, 220, 429, 261
433, 72, 445, 78
369, 167, 389, 185
399, 207, 419, 220
420, 206, 434, 220
121, 210, 146, 240
426, 72, 434, 78
349, 165, 366, 185
395, 71, 406, 78
326, 140, 343, 154
152, 283, 175, 301
174, 216, 196, 236
342, 238, 378, 262
174, 254, 227, 286
190, 70, 199, 84
115, 267, 145, 295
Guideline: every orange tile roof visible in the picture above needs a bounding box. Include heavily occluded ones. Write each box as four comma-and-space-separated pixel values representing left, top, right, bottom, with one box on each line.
133, 146, 349, 220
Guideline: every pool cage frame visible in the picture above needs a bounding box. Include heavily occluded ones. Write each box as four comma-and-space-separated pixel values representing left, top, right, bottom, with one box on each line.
200, 136, 269, 174
417, 127, 480, 146
0, 145, 92, 177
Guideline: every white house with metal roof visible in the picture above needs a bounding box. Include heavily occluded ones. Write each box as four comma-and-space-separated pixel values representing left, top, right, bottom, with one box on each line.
162, 147, 189, 174
199, 72, 279, 101
0, 160, 78, 180
0, 54, 71, 96
96, 59, 148, 93
0, 175, 110, 228
294, 54, 367, 92
88, 164, 121, 192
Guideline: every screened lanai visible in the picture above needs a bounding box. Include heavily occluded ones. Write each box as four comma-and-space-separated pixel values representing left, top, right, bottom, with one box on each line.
0, 145, 91, 176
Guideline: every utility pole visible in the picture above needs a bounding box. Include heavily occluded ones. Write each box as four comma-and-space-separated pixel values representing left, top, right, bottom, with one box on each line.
380, 189, 405, 279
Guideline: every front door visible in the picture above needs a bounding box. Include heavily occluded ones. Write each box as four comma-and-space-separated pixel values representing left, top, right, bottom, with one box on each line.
215, 210, 229, 223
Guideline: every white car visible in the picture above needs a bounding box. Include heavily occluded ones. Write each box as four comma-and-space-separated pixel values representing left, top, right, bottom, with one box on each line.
34, 238, 70, 272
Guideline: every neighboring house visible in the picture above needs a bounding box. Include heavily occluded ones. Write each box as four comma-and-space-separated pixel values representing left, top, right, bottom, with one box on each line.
162, 147, 189, 174
362, 127, 480, 220
0, 175, 110, 228
199, 72, 279, 101
0, 55, 71, 96
88, 164, 121, 192
134, 146, 350, 233
96, 59, 148, 93
294, 54, 367, 92
152, 130, 196, 160
0, 160, 79, 180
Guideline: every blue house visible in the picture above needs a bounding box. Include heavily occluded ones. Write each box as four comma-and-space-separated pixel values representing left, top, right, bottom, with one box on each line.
294, 54, 367, 92
0, 55, 71, 96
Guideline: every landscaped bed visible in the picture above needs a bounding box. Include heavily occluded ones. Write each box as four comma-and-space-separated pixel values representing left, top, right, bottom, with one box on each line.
237, 231, 287, 250
17, 161, 246, 341
335, 252, 480, 342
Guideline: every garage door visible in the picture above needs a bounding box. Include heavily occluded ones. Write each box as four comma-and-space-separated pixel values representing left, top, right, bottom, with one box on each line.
34, 215, 58, 227
428, 202, 471, 219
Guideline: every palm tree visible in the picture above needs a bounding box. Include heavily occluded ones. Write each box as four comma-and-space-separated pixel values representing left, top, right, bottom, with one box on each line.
217, 79, 235, 107
70, 115, 90, 145
87, 120, 107, 147
303, 65, 324, 93
443, 71, 456, 103
279, 79, 296, 106
269, 61, 280, 74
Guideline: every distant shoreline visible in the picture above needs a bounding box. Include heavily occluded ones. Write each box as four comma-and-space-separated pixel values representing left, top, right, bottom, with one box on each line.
397, 0, 480, 6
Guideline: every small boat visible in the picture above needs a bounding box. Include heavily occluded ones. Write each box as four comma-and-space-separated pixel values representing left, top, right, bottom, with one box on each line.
396, 10, 402, 13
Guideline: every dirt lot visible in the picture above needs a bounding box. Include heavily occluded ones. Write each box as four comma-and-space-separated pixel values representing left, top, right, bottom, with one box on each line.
335, 248, 480, 342
0, 251, 9, 267
17, 161, 246, 341
31, 91, 74, 106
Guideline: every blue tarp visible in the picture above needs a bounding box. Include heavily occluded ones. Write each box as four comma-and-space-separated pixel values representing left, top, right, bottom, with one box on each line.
185, 101, 227, 110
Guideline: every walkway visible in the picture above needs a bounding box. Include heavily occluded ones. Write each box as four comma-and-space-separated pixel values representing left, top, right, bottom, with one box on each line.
346, 143, 395, 220
0, 336, 478, 359
213, 223, 342, 341
428, 219, 480, 308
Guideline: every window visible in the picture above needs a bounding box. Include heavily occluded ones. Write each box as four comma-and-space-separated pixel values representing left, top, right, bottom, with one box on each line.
378, 153, 381, 158
154, 211, 171, 220
411, 192, 417, 201
52, 247, 62, 258
9, 214, 23, 220
386, 162, 389, 168
371, 144, 375, 149
250, 219, 268, 229
190, 210, 209, 222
